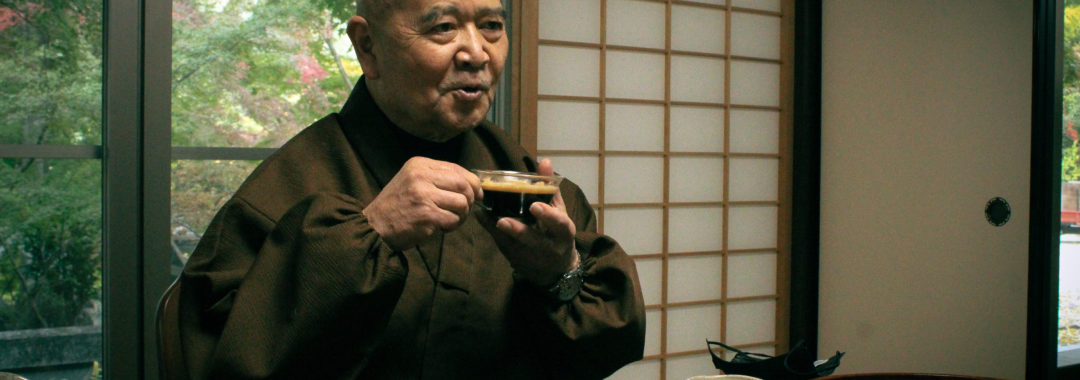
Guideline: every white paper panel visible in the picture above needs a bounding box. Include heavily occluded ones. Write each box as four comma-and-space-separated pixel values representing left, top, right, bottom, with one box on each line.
729, 158, 778, 201
730, 110, 779, 154
671, 4, 724, 54
645, 309, 662, 356
730, 61, 780, 107
604, 207, 663, 255
604, 156, 664, 203
670, 105, 725, 153
667, 254, 723, 303
605, 103, 665, 152
733, 0, 782, 12
606, 51, 666, 100
725, 299, 776, 345
666, 353, 720, 380
727, 252, 777, 298
607, 359, 660, 380
605, 0, 666, 49
538, 45, 600, 97
668, 206, 723, 253
671, 55, 725, 103
538, 0, 601, 43
731, 12, 781, 59
545, 154, 599, 202
537, 100, 599, 151
669, 157, 724, 203
728, 206, 777, 250
668, 304, 723, 353
635, 257, 663, 306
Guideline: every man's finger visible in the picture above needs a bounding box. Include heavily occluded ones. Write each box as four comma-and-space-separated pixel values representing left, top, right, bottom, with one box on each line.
531, 202, 574, 239
537, 157, 554, 176
431, 191, 472, 221
495, 216, 529, 238
431, 170, 478, 205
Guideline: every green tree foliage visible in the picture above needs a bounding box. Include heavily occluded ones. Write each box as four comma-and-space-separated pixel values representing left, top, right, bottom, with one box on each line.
168, 0, 362, 266
0, 0, 362, 330
171, 0, 358, 147
1066, 1, 1080, 181
0, 0, 104, 330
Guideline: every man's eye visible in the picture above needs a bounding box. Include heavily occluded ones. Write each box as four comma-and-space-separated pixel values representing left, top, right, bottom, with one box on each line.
481, 21, 504, 31
431, 23, 455, 33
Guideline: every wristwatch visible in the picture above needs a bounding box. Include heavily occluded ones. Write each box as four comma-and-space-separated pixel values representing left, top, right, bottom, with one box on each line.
546, 264, 585, 302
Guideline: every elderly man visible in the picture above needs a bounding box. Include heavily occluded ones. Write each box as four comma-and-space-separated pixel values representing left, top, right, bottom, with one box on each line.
177, 0, 645, 378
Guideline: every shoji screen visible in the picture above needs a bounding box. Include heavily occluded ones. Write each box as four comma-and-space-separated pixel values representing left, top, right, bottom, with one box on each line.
523, 0, 792, 379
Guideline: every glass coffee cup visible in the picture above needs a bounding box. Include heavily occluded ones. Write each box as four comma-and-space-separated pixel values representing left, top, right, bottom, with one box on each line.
473, 170, 562, 225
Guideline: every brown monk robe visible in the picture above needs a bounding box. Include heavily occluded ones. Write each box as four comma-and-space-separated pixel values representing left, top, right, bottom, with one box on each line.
178, 79, 646, 379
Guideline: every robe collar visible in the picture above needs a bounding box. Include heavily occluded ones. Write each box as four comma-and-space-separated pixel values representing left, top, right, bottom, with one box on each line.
336, 76, 536, 188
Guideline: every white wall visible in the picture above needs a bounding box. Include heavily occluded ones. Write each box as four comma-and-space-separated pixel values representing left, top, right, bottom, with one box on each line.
819, 1, 1031, 378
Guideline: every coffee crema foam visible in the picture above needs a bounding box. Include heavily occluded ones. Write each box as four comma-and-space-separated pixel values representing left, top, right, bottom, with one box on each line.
480, 178, 558, 194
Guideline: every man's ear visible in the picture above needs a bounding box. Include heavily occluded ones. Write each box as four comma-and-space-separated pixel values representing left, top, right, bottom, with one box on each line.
347, 15, 379, 79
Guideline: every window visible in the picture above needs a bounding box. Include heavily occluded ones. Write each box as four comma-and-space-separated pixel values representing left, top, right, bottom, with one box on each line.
168, 0, 361, 277
0, 1, 105, 377
1061, 0, 1080, 375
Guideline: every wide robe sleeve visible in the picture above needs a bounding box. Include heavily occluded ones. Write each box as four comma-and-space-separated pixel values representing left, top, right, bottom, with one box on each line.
515, 181, 647, 379
179, 191, 407, 379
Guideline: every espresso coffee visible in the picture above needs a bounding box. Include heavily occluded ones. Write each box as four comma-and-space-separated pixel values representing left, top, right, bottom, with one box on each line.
480, 179, 558, 224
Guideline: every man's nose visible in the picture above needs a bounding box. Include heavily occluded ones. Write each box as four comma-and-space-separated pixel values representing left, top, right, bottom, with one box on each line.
455, 25, 490, 70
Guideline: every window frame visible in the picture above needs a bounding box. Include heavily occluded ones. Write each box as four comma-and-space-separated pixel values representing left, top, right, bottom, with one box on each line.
1029, 0, 1080, 378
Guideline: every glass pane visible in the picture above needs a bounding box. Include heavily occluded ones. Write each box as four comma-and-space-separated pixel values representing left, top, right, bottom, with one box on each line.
171, 0, 359, 147
0, 2, 103, 145
1, 1, 104, 377
170, 160, 259, 277
1063, 1, 1080, 358
0, 159, 102, 378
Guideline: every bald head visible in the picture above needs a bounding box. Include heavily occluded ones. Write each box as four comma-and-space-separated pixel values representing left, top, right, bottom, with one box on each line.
356, 0, 397, 29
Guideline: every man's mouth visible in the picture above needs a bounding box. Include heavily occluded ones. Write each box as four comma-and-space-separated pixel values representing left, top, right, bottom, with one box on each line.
449, 84, 489, 100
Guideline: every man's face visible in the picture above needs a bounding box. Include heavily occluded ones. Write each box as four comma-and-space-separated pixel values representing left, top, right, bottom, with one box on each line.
358, 0, 509, 141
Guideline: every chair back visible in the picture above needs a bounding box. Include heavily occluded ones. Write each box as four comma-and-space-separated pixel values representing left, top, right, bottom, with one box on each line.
157, 279, 189, 380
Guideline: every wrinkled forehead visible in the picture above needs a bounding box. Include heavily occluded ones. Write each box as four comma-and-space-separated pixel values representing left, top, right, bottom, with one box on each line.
390, 0, 506, 21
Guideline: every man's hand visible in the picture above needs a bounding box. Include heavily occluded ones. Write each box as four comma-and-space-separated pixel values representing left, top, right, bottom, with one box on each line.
482, 158, 580, 287
363, 157, 483, 250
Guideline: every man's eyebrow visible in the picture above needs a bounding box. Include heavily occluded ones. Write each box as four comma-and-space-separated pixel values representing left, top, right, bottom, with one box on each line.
420, 5, 506, 24
421, 5, 459, 24
477, 7, 507, 20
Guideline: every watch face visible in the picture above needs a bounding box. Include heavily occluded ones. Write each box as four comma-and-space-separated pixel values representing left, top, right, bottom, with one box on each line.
556, 271, 584, 301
